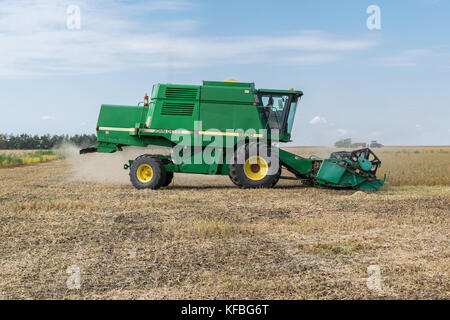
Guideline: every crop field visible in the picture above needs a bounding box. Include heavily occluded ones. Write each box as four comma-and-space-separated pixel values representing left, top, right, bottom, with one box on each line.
0, 150, 63, 168
0, 146, 448, 299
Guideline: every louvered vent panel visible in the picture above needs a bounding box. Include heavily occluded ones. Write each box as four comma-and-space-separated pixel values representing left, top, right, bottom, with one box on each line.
161, 102, 195, 116
164, 87, 198, 100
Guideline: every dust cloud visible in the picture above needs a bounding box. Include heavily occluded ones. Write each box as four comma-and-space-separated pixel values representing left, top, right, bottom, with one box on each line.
59, 144, 231, 187
58, 144, 170, 184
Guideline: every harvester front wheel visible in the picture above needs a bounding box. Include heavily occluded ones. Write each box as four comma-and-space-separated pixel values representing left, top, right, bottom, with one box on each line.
229, 143, 281, 189
129, 155, 166, 190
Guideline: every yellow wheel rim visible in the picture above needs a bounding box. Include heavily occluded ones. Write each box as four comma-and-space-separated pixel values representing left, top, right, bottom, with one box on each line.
244, 156, 268, 181
136, 164, 153, 183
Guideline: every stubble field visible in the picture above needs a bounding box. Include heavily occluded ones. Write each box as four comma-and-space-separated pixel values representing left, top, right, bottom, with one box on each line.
0, 146, 448, 299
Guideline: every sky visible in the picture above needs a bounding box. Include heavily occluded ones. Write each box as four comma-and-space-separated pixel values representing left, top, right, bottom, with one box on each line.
0, 0, 449, 146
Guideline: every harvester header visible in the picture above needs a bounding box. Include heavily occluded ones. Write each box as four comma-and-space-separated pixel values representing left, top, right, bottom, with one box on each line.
81, 80, 385, 191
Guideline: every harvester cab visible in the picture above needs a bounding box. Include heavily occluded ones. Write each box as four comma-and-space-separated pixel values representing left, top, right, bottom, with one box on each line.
257, 89, 302, 141
80, 80, 385, 191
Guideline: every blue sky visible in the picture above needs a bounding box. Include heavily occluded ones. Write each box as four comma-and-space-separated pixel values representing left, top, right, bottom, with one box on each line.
0, 0, 449, 145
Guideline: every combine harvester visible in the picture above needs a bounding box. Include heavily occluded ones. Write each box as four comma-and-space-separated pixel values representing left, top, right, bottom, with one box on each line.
81, 80, 385, 191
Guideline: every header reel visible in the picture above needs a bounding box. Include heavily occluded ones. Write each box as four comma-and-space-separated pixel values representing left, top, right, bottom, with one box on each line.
329, 148, 381, 177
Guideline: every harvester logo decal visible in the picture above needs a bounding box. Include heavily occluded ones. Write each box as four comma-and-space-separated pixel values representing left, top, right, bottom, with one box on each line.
98, 126, 263, 138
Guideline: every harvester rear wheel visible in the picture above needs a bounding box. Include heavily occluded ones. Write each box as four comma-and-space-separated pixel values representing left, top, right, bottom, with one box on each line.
161, 171, 174, 187
130, 155, 166, 190
229, 142, 280, 189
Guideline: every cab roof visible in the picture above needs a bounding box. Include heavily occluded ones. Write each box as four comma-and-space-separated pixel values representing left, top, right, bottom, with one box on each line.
202, 81, 303, 95
258, 88, 303, 95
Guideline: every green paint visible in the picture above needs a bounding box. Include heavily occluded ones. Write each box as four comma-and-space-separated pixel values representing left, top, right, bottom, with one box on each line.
358, 156, 372, 171
316, 160, 347, 184
279, 149, 312, 175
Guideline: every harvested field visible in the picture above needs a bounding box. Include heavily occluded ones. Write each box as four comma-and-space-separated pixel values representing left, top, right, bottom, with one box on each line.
0, 146, 448, 299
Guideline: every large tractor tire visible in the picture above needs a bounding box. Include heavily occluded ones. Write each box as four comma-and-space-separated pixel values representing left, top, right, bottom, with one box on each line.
161, 171, 174, 187
129, 155, 166, 190
229, 142, 281, 189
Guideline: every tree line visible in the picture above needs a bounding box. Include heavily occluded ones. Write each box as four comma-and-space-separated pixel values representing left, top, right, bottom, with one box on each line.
0, 134, 97, 150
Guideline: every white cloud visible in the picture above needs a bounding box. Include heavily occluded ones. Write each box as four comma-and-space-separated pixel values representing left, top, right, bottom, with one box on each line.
283, 54, 339, 66
41, 115, 55, 121
309, 116, 327, 125
337, 128, 348, 136
149, 0, 195, 11
376, 49, 450, 67
162, 19, 199, 33
0, 0, 376, 77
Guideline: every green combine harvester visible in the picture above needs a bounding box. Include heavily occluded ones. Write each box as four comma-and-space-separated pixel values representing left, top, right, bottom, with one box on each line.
80, 79, 385, 191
